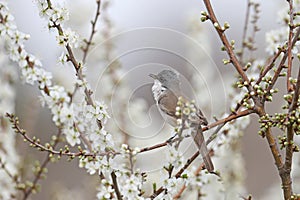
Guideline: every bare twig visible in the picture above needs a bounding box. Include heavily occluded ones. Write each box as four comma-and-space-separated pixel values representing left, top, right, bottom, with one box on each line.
289, 64, 300, 112
82, 0, 102, 64
239, 0, 251, 63
139, 109, 253, 153
265, 27, 300, 94
287, 0, 295, 93
256, 48, 285, 85
22, 129, 62, 200
202, 0, 252, 91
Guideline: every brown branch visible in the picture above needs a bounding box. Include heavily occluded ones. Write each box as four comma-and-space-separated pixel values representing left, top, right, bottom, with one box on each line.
151, 150, 215, 199
47, 0, 102, 130
266, 27, 300, 94
202, 0, 252, 90
283, 48, 300, 200
5, 113, 117, 158
150, 151, 200, 199
287, 0, 295, 93
290, 64, 300, 112
238, 0, 251, 63
139, 109, 253, 153
173, 185, 186, 199
255, 107, 292, 199
111, 171, 123, 200
82, 0, 102, 64
173, 162, 206, 199
256, 48, 285, 85
22, 129, 62, 200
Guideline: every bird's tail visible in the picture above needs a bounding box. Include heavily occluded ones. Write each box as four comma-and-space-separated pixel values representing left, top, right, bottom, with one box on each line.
191, 125, 214, 172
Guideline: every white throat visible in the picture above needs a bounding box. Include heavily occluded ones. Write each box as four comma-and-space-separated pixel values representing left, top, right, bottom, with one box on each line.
152, 80, 165, 102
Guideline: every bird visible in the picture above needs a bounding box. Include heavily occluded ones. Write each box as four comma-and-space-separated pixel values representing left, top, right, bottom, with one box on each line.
149, 69, 214, 172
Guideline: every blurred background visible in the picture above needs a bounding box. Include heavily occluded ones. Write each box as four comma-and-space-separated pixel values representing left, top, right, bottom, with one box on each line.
4, 0, 297, 199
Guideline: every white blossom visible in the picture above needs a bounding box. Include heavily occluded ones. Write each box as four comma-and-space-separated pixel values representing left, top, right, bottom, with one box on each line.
64, 127, 80, 147
166, 144, 185, 169
97, 179, 115, 199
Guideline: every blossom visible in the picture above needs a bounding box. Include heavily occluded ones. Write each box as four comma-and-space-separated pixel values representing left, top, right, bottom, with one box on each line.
97, 179, 114, 200
36, 0, 69, 25
58, 52, 68, 64
86, 101, 110, 123
64, 127, 80, 147
265, 28, 288, 55
166, 144, 185, 169
85, 160, 101, 175
56, 28, 81, 48
120, 175, 143, 199
39, 69, 53, 89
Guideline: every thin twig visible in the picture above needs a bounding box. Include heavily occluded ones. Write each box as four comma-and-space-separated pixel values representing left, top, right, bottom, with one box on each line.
289, 64, 300, 112
266, 27, 300, 94
82, 0, 102, 64
5, 113, 117, 158
139, 109, 253, 153
287, 0, 295, 92
202, 0, 252, 91
22, 129, 62, 200
239, 0, 251, 63
256, 48, 285, 85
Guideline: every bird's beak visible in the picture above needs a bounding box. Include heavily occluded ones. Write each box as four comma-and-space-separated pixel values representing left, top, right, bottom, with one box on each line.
149, 73, 157, 79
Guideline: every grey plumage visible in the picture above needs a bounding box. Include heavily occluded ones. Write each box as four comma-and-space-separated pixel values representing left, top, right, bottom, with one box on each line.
149, 69, 214, 172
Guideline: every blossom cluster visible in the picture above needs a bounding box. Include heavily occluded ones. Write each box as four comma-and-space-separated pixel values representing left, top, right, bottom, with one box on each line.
0, 0, 114, 194
265, 1, 300, 55
0, 39, 20, 200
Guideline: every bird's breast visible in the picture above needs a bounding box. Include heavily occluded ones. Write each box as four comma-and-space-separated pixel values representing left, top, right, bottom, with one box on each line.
152, 80, 165, 102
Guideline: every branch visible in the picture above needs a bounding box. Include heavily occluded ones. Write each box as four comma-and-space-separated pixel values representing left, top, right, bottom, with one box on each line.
265, 27, 300, 94
238, 0, 251, 63
202, 0, 252, 90
82, 0, 102, 64
256, 48, 285, 85
47, 0, 103, 130
150, 149, 215, 199
5, 113, 117, 158
173, 162, 206, 199
255, 107, 292, 199
111, 171, 123, 200
290, 64, 300, 112
22, 129, 62, 200
287, 0, 295, 92
139, 109, 253, 153
150, 151, 200, 199
282, 62, 300, 197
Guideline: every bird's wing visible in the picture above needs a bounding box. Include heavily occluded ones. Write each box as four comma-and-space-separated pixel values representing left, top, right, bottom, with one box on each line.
157, 90, 178, 117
